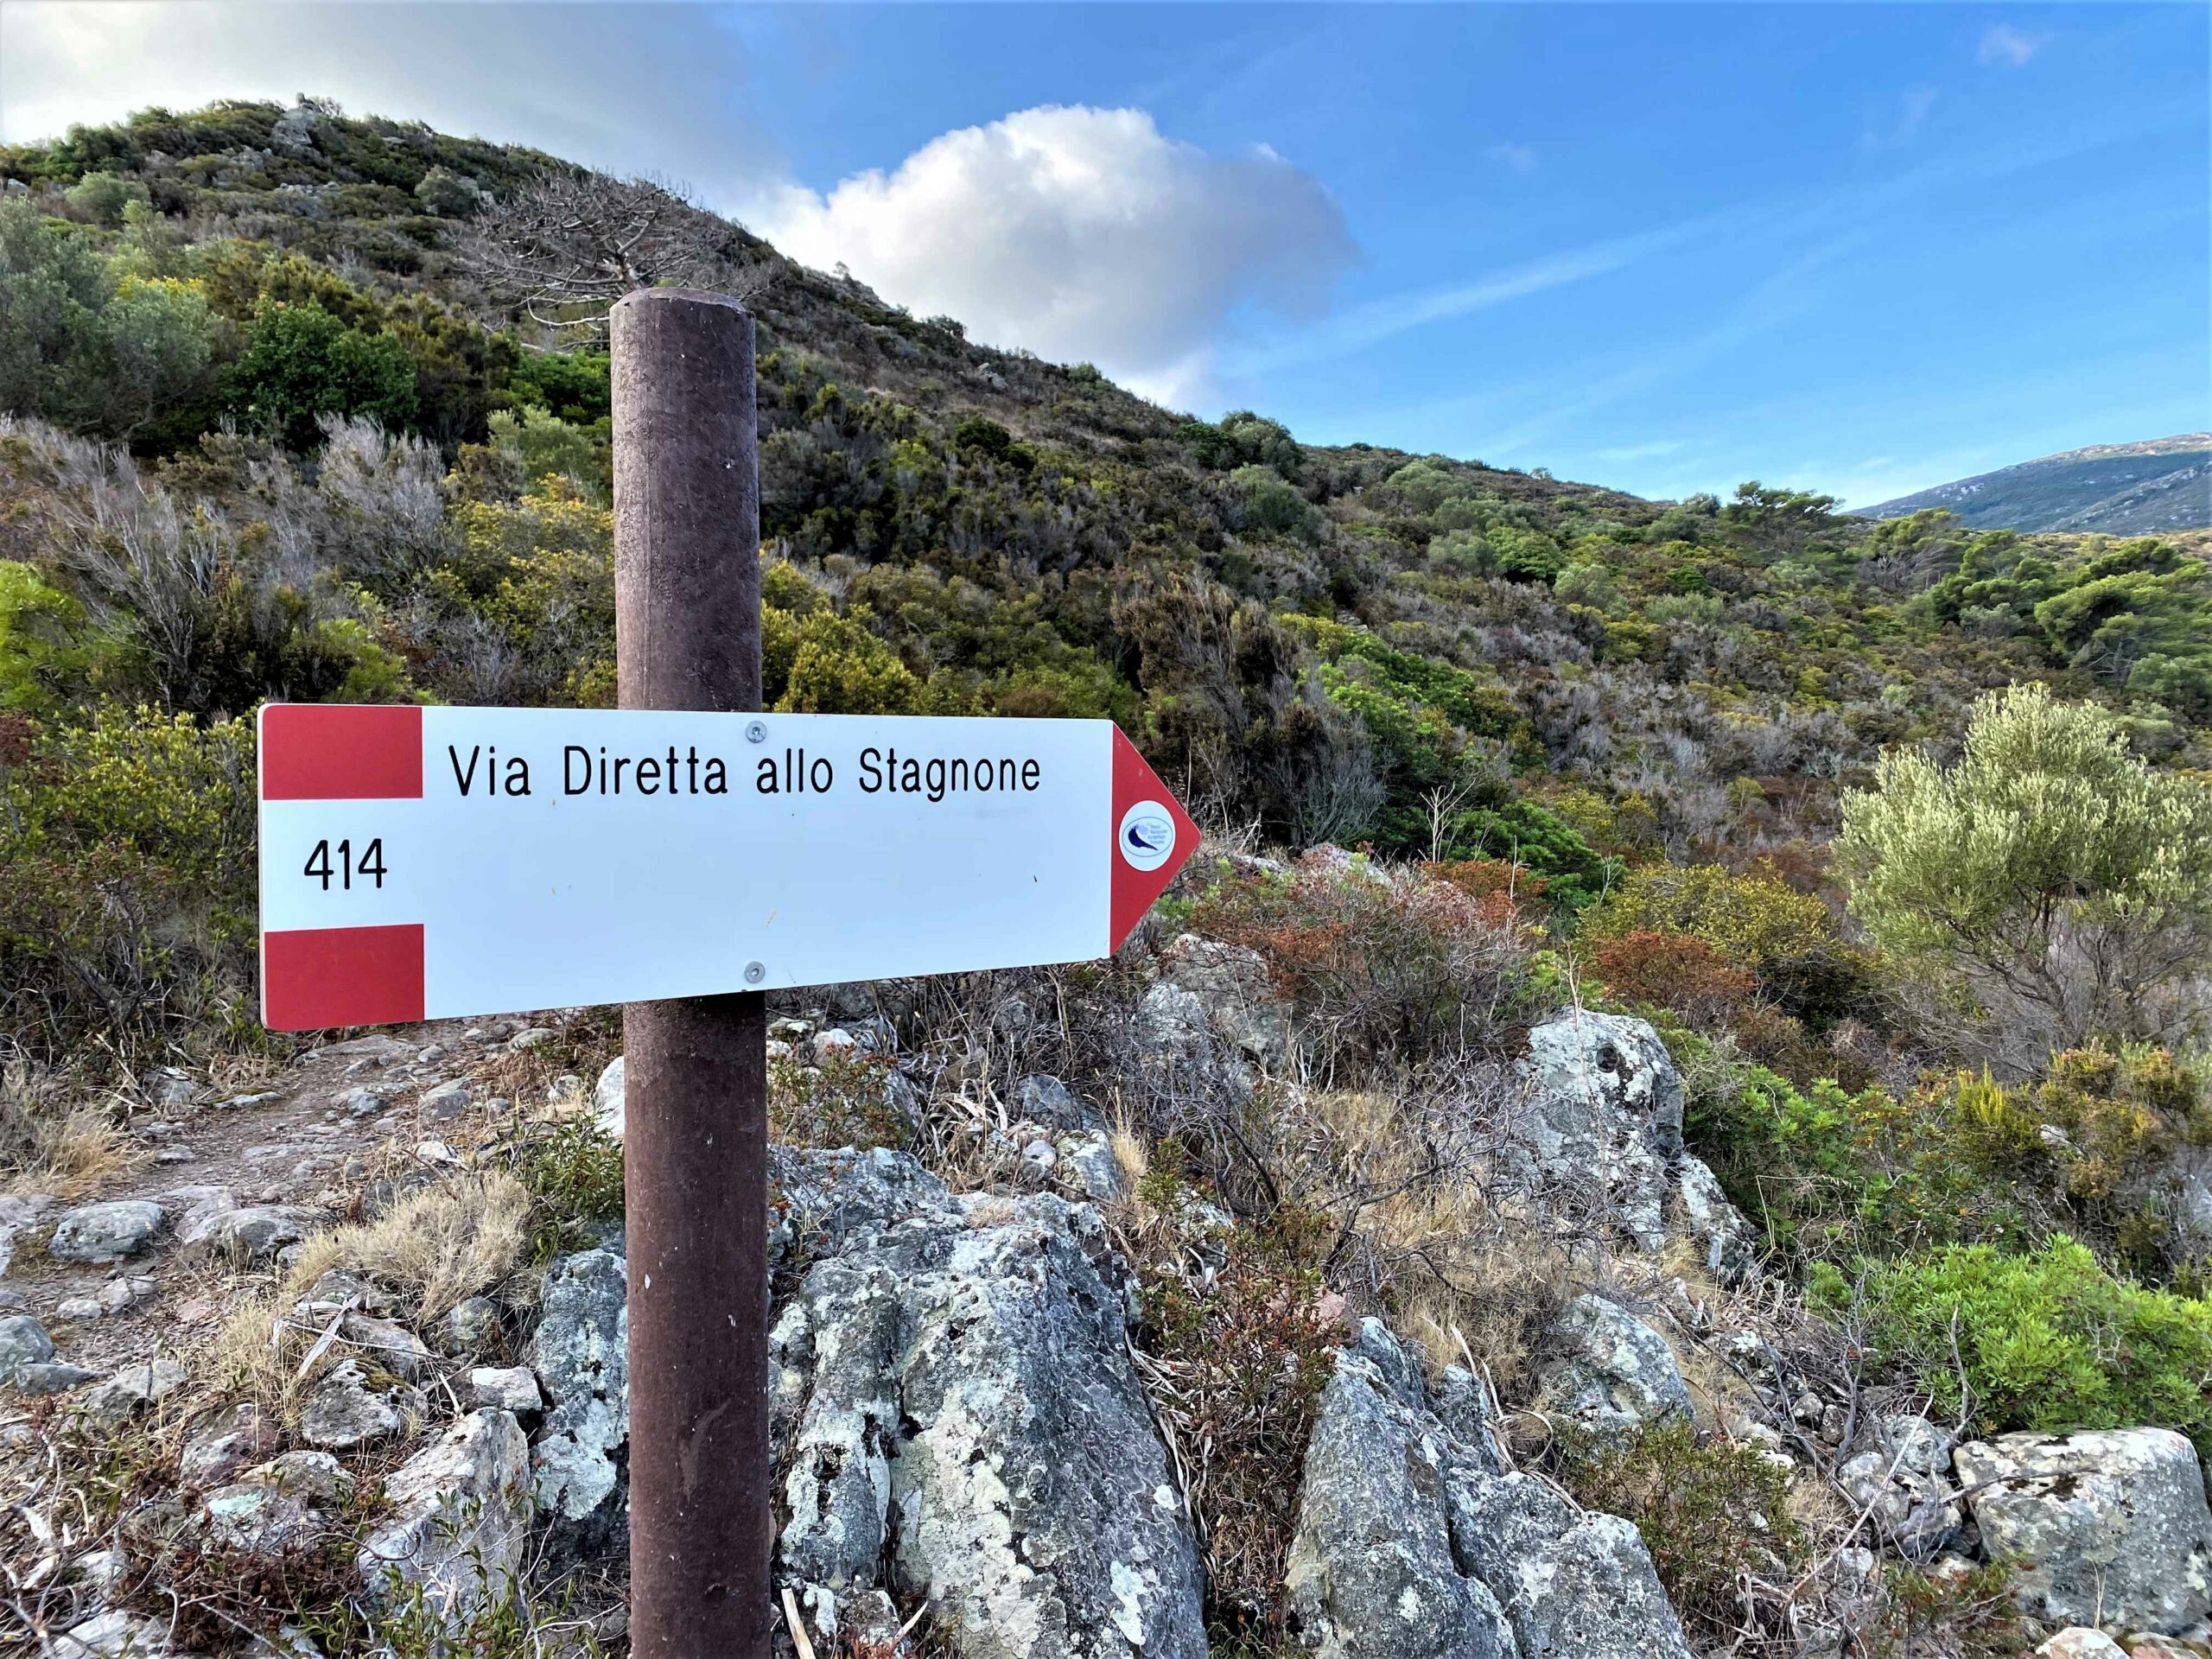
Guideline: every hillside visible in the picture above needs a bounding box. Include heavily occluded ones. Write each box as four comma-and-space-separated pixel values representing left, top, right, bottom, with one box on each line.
1860, 434, 2212, 533
3, 98, 2212, 1659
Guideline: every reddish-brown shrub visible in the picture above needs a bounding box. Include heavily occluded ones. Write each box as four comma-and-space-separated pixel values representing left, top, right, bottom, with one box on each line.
1588, 930, 1752, 1027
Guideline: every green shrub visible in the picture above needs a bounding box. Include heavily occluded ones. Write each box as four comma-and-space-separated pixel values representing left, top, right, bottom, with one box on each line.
1556, 1421, 1803, 1649
225, 299, 416, 448
64, 170, 149, 226
1844, 1237, 2212, 1452
0, 702, 257, 1058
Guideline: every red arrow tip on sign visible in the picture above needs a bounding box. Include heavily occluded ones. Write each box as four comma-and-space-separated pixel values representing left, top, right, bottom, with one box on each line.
1109, 727, 1200, 952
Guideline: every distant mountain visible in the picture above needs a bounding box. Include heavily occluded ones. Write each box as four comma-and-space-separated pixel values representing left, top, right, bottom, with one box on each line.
1858, 435, 2212, 534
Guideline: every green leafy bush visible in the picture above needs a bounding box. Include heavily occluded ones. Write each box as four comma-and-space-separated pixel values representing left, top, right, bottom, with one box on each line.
1841, 1237, 2212, 1452
225, 300, 416, 448
0, 702, 257, 1057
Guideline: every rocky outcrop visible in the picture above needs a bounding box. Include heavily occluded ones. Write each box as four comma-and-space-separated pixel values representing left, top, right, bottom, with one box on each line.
1954, 1427, 2212, 1634
1513, 1010, 1757, 1277
1156, 934, 1293, 1068
769, 1147, 1205, 1658
1286, 1319, 1693, 1659
1534, 1294, 1693, 1440
1836, 1413, 1961, 1563
359, 1409, 533, 1633
528, 1246, 628, 1554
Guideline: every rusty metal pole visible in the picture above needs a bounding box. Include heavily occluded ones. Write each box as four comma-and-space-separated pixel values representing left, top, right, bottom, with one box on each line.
612, 288, 771, 1658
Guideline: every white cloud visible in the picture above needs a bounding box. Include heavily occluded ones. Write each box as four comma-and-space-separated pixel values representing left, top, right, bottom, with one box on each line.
747, 105, 1355, 409
1484, 143, 1539, 175
1978, 24, 2045, 68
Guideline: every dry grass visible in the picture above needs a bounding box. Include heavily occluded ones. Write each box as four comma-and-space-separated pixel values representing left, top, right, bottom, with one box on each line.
211, 1173, 531, 1421
290, 1171, 531, 1324
0, 1049, 138, 1197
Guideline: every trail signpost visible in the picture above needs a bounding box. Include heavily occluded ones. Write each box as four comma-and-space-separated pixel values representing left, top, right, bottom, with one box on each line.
255, 289, 1196, 1656
257, 705, 1199, 1027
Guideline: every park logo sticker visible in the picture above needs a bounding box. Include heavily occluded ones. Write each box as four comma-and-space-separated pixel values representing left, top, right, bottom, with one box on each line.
1118, 801, 1177, 872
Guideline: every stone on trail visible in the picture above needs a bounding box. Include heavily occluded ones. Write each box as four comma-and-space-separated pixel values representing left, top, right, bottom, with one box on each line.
181, 1204, 331, 1265
48, 1199, 166, 1264
0, 1310, 56, 1379
79, 1357, 188, 1423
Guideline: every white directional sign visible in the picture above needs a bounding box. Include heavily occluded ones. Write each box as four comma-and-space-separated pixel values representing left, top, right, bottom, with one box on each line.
256, 705, 1199, 1031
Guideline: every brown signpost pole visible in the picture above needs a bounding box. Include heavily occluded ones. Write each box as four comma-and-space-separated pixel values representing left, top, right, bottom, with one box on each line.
611, 288, 772, 1657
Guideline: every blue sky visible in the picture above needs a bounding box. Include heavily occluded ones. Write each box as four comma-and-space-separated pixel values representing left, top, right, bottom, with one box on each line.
6, 3, 2207, 505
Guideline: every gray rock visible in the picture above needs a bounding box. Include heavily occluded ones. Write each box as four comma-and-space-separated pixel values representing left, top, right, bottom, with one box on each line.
48, 1200, 166, 1264
179, 1402, 284, 1489
419, 1078, 472, 1120
182, 1205, 331, 1265
592, 1057, 625, 1142
1286, 1319, 1693, 1659
48, 1610, 176, 1657
1016, 1074, 1091, 1131
1674, 1154, 1757, 1283
341, 1313, 435, 1380
2036, 1631, 2131, 1659
1158, 933, 1293, 1068
55, 1297, 103, 1322
1284, 1341, 1517, 1658
1955, 1427, 2212, 1633
1535, 1294, 1692, 1439
298, 1359, 410, 1450
1451, 1469, 1696, 1659
772, 1148, 1205, 1656
1514, 1010, 1684, 1251
0, 1310, 55, 1378
529, 1248, 628, 1550
203, 1452, 355, 1558
337, 1087, 385, 1120
359, 1410, 532, 1636
1837, 1413, 1961, 1562
471, 1366, 543, 1413
96, 1275, 159, 1316
79, 1358, 188, 1423
15, 1361, 99, 1395
507, 1027, 555, 1052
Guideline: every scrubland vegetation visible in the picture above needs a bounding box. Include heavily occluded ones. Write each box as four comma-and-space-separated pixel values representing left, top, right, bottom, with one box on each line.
2, 98, 2209, 1658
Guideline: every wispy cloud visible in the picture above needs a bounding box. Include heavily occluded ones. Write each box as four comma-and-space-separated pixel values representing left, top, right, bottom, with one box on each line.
1484, 143, 1539, 175
1979, 23, 2045, 68
1861, 86, 1939, 151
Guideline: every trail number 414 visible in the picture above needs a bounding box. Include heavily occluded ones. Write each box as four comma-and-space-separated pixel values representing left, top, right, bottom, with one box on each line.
303, 837, 386, 891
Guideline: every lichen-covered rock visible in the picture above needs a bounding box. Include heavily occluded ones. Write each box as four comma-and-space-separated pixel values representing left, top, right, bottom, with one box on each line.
1158, 933, 1293, 1068
528, 1246, 627, 1553
48, 1609, 179, 1657
1534, 1294, 1692, 1439
49, 1200, 165, 1264
1836, 1414, 1961, 1563
298, 1359, 413, 1450
358, 1410, 531, 1636
201, 1454, 354, 1559
1284, 1340, 1517, 1658
592, 1056, 626, 1143
1954, 1427, 2212, 1634
1286, 1319, 1693, 1659
1451, 1471, 1695, 1659
2036, 1630, 2130, 1659
772, 1147, 1205, 1658
1675, 1154, 1758, 1283
1513, 1011, 1685, 1251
